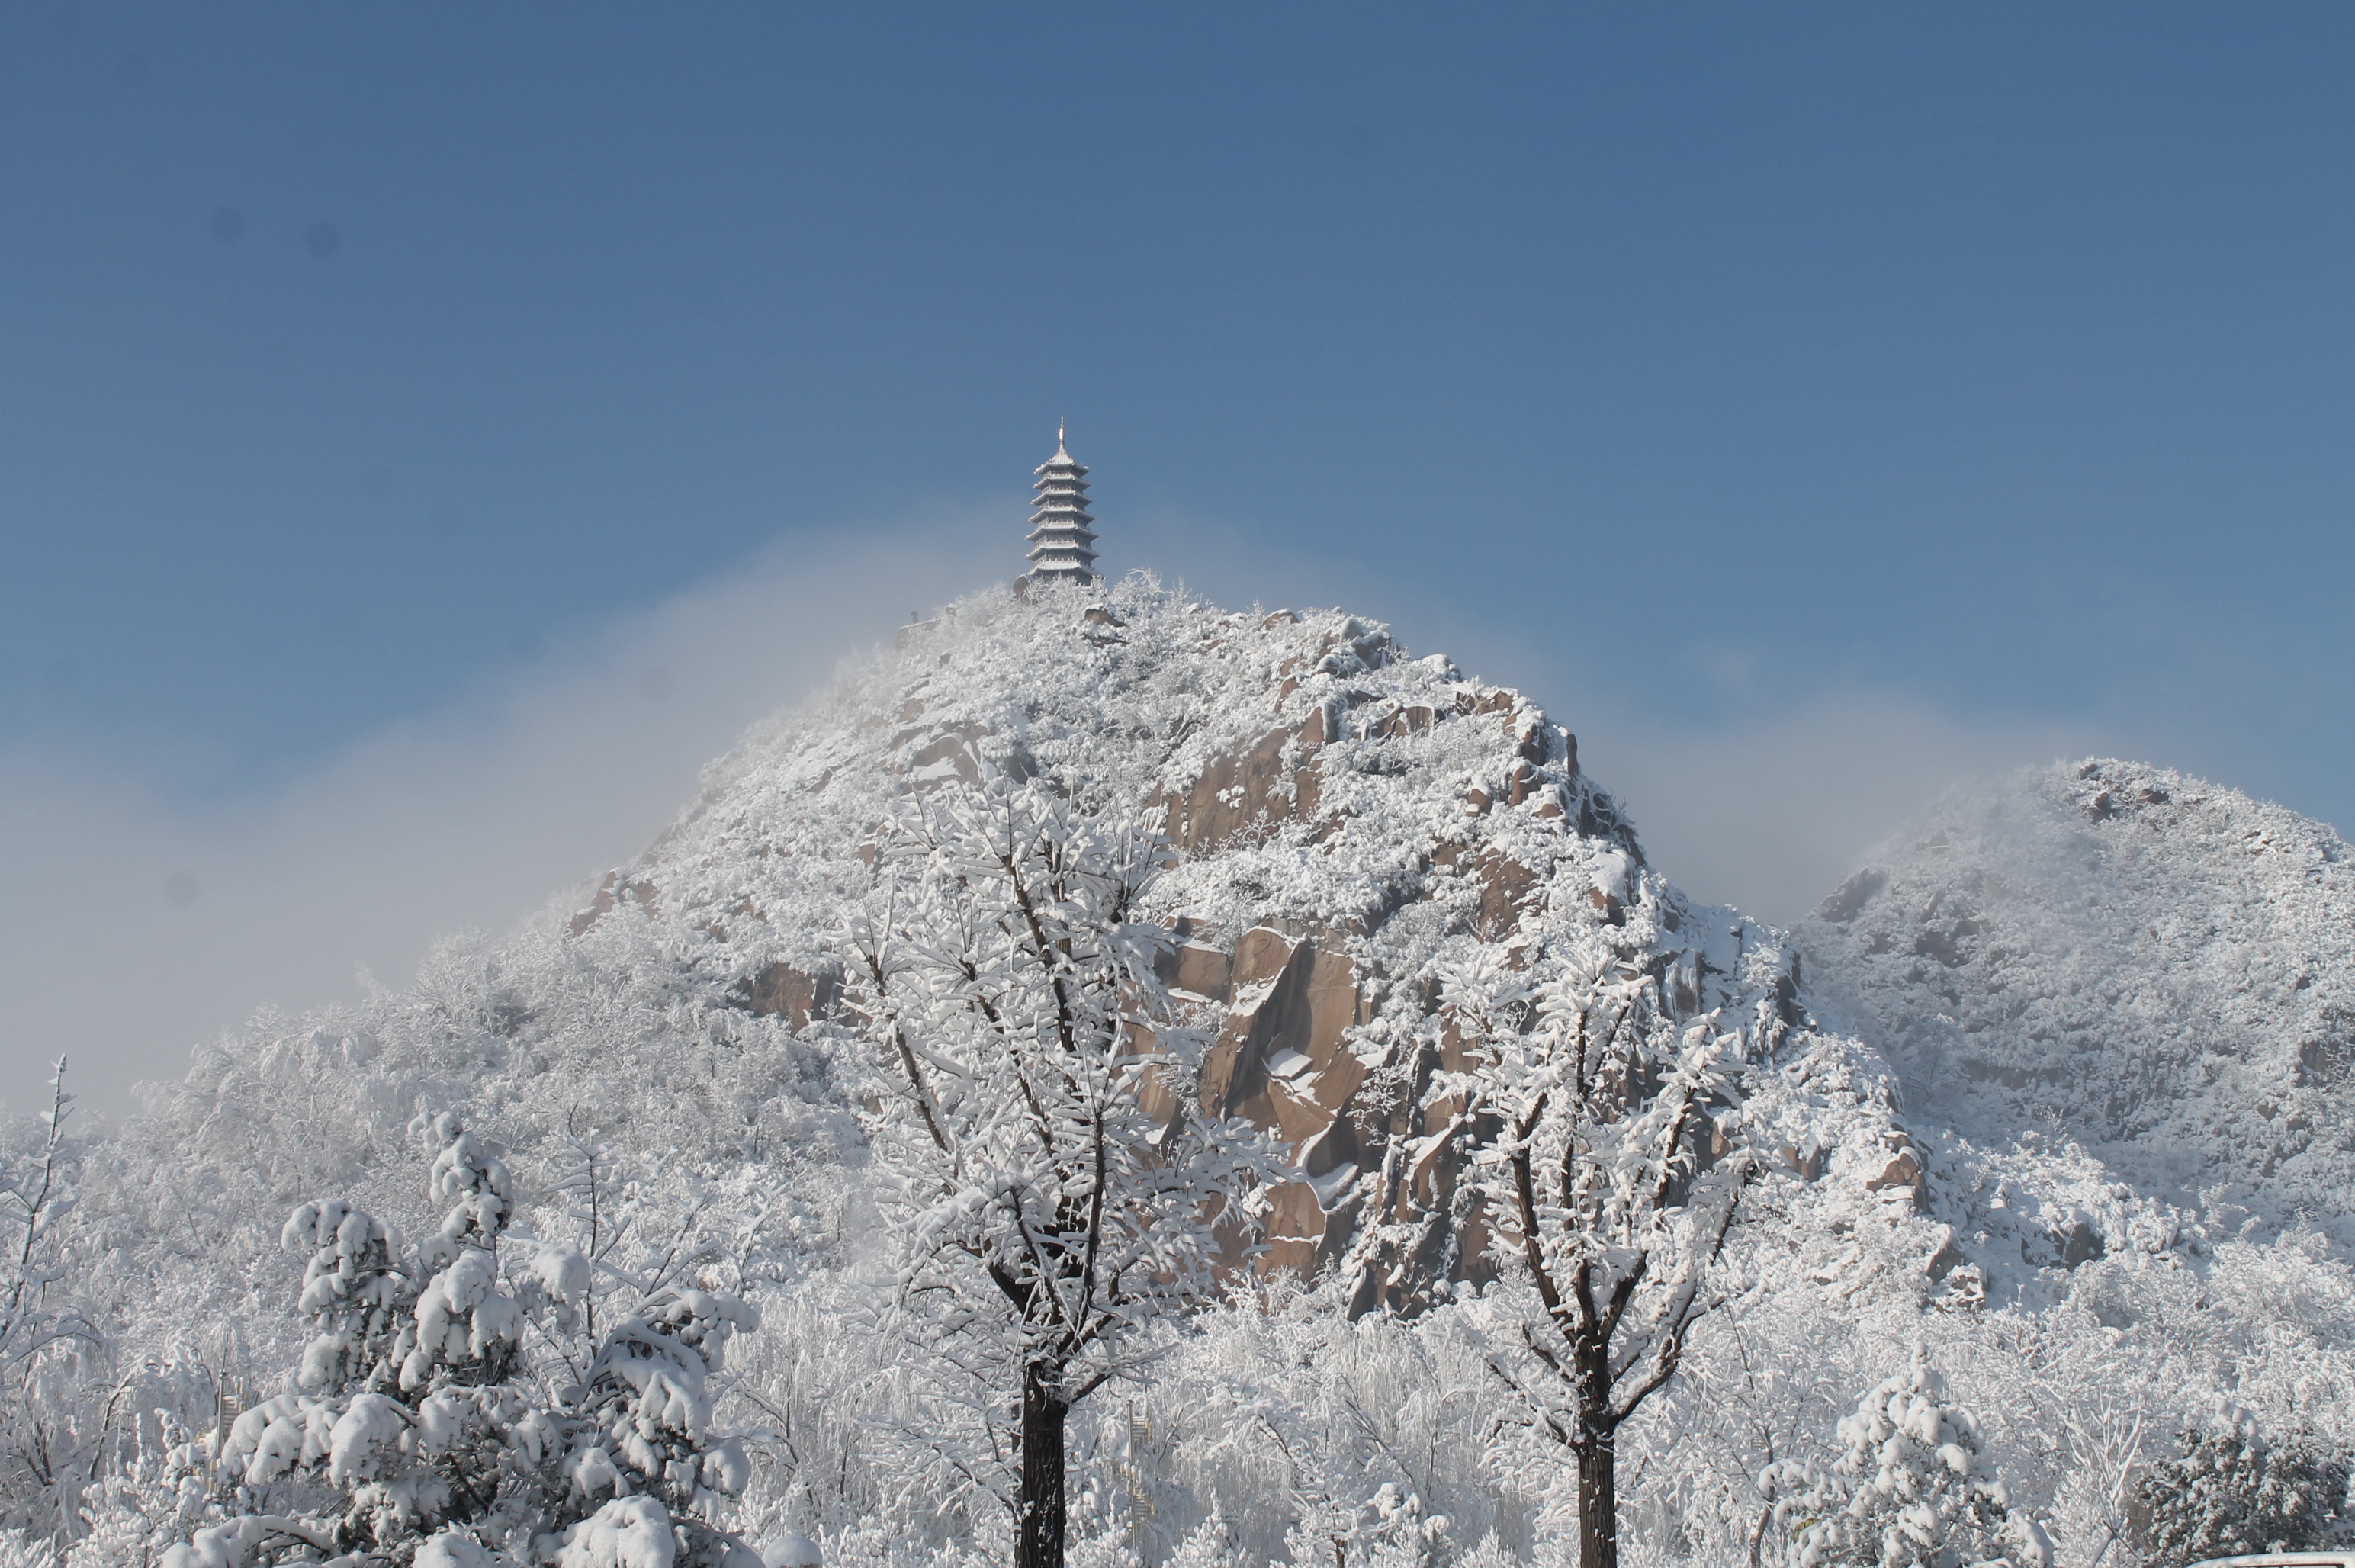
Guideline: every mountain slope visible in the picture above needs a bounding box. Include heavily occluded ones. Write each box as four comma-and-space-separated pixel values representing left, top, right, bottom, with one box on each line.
31, 591, 2355, 1566
580, 577, 1891, 1309
1799, 757, 2355, 1242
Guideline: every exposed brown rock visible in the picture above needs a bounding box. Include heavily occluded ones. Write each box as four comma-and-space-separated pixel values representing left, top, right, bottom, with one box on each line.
1927, 1231, 1965, 1281
1374, 704, 1438, 740
2056, 1217, 2106, 1268
909, 724, 985, 785
1158, 715, 1329, 852
1201, 930, 1364, 1135
1863, 1134, 1928, 1211
1191, 927, 1381, 1276
1159, 941, 1235, 1002
1476, 852, 1540, 935
742, 963, 842, 1030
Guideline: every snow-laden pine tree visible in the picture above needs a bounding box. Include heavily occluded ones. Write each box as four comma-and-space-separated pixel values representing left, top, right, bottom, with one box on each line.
1760, 1354, 2050, 1568
1431, 940, 1756, 1568
167, 1112, 765, 1568
2131, 1408, 2349, 1567
843, 772, 1277, 1568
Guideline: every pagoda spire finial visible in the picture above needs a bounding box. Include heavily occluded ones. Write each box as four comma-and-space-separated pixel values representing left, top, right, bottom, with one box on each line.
1022, 424, 1100, 586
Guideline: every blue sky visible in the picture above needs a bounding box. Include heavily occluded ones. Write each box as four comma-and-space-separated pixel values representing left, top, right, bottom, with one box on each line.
4, 5, 2353, 1110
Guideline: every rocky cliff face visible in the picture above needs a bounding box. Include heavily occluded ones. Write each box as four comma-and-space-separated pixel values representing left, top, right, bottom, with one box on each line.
1799, 757, 2355, 1245
577, 579, 1889, 1310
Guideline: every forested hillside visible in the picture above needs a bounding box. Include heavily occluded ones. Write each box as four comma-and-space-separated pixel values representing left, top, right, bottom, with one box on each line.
5, 583, 2353, 1568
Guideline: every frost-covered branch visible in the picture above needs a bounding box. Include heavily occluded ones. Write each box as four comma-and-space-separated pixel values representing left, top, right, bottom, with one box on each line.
1434, 917, 1760, 1568
846, 770, 1281, 1568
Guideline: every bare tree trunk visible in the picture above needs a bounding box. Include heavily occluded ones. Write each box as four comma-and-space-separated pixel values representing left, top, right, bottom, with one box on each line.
1016, 1361, 1069, 1568
1576, 1428, 1620, 1568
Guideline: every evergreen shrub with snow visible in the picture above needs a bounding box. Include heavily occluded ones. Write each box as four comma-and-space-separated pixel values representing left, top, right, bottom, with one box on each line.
2131, 1414, 2350, 1567
1761, 1356, 2050, 1568
165, 1112, 763, 1568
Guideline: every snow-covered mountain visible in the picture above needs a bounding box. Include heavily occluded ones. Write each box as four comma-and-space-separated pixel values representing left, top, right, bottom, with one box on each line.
1799, 758, 2355, 1245
570, 580, 1879, 1312
18, 583, 2355, 1568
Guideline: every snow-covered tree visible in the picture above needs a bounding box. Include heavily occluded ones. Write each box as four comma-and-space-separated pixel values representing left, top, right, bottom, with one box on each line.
1, 1060, 101, 1544
281, 1197, 414, 1396
66, 1406, 221, 1568
1760, 1354, 2050, 1568
1431, 940, 1755, 1568
2, 1062, 87, 1377
171, 1111, 766, 1568
844, 772, 1277, 1568
1162, 1511, 1248, 1568
1139, 1281, 1524, 1566
2132, 1410, 2349, 1567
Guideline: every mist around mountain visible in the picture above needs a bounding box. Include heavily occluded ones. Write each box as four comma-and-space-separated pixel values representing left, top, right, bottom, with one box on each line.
1800, 759, 2355, 1246
6, 580, 2355, 1568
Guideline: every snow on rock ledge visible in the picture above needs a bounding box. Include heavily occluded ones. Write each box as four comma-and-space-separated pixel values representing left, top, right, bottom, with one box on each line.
580, 579, 1901, 1311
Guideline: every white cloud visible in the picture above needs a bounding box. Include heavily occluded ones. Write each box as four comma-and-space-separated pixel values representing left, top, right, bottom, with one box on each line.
0, 499, 2119, 1120
1576, 694, 2103, 926
0, 516, 1006, 1119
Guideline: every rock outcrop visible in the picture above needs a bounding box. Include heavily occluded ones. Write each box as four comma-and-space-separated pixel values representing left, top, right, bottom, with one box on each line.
576, 580, 1877, 1311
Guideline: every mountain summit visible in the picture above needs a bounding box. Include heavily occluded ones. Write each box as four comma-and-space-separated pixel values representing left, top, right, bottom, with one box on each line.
577, 577, 1879, 1312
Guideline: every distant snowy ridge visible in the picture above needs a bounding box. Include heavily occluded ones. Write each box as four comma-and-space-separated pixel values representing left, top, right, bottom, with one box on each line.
1800, 757, 2355, 1245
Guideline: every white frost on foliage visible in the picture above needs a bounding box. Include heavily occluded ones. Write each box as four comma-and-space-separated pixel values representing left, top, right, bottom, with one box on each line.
577, 1288, 760, 1509
326, 1391, 410, 1486
281, 1198, 411, 1391
394, 1112, 527, 1392
157, 1516, 329, 1568
557, 1497, 677, 1568
222, 1396, 336, 1486
1763, 1354, 2055, 1568
758, 1535, 821, 1568
532, 1239, 593, 1300
414, 1527, 516, 1568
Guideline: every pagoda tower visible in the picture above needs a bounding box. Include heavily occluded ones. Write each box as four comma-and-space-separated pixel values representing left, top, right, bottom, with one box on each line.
1023, 423, 1100, 584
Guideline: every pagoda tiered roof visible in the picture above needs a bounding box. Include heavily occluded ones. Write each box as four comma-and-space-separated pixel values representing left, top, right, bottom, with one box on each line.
1023, 423, 1100, 583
